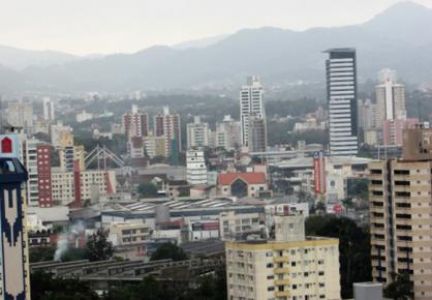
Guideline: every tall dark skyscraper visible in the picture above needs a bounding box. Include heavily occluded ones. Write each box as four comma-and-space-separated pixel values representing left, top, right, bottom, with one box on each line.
325, 48, 358, 156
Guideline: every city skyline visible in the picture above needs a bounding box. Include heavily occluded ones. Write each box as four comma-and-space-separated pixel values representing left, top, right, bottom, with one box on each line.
0, 0, 431, 55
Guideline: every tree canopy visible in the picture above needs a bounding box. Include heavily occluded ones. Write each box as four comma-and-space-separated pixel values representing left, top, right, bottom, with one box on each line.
137, 183, 159, 198
150, 243, 188, 262
86, 229, 114, 261
31, 271, 99, 300
384, 272, 413, 300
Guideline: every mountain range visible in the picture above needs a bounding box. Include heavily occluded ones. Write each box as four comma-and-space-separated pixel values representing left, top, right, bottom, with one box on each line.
1, 1, 432, 93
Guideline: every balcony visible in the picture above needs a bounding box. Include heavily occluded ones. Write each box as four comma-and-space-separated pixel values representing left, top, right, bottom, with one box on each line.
274, 279, 290, 285
369, 206, 385, 214
275, 291, 290, 298
274, 268, 290, 274
273, 256, 290, 263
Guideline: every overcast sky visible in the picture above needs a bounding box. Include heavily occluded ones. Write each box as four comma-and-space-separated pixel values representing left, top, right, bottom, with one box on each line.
1, 0, 431, 55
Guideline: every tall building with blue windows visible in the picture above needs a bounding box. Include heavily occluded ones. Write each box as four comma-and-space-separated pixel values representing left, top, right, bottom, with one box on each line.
325, 48, 358, 156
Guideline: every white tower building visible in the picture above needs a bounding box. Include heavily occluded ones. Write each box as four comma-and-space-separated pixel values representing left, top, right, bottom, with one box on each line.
186, 149, 208, 185
43, 97, 55, 121
186, 116, 209, 148
216, 115, 241, 150
375, 69, 406, 124
240, 76, 265, 147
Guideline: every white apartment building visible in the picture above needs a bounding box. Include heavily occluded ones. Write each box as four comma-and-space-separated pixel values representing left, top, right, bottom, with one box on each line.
325, 48, 358, 156
375, 69, 406, 124
216, 115, 241, 150
21, 138, 39, 207
186, 149, 208, 185
43, 97, 55, 121
50, 121, 74, 147
240, 76, 265, 147
76, 110, 93, 123
143, 134, 169, 158
108, 221, 152, 246
186, 116, 210, 148
226, 214, 341, 300
154, 106, 181, 154
51, 168, 117, 205
7, 101, 34, 130
219, 211, 264, 241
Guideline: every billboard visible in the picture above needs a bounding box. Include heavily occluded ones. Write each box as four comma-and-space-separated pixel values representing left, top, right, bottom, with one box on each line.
313, 151, 326, 195
0, 135, 20, 158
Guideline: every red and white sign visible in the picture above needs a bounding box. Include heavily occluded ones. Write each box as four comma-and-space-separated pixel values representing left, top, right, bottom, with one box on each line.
0, 135, 20, 158
313, 151, 326, 195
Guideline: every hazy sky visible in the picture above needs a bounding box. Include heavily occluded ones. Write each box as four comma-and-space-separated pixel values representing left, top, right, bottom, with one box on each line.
1, 0, 431, 55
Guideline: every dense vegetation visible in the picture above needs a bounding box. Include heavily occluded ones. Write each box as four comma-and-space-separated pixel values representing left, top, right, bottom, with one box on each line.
31, 271, 99, 300
150, 243, 188, 261
103, 268, 226, 300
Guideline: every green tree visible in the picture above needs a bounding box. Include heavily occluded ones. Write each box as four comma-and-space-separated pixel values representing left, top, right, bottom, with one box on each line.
86, 229, 113, 261
346, 178, 369, 200
384, 272, 413, 300
61, 247, 89, 262
150, 243, 188, 261
30, 246, 56, 263
306, 215, 371, 298
104, 276, 178, 300
31, 271, 99, 300
137, 183, 159, 198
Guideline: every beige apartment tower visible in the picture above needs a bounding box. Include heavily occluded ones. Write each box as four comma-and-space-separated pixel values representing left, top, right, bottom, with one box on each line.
225, 214, 340, 300
368, 127, 432, 300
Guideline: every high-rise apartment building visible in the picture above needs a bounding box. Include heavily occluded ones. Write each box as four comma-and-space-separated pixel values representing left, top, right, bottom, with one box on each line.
186, 149, 208, 185
59, 145, 85, 172
154, 106, 181, 154
358, 99, 377, 131
226, 213, 340, 300
248, 113, 267, 152
325, 48, 358, 156
7, 101, 34, 131
22, 138, 53, 207
51, 168, 116, 206
127, 136, 145, 159
36, 144, 53, 208
50, 121, 74, 147
374, 69, 415, 146
186, 116, 209, 148
368, 127, 432, 299
382, 118, 419, 146
43, 97, 55, 121
122, 105, 149, 139
240, 76, 265, 147
143, 134, 169, 158
375, 69, 406, 125
216, 115, 241, 150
